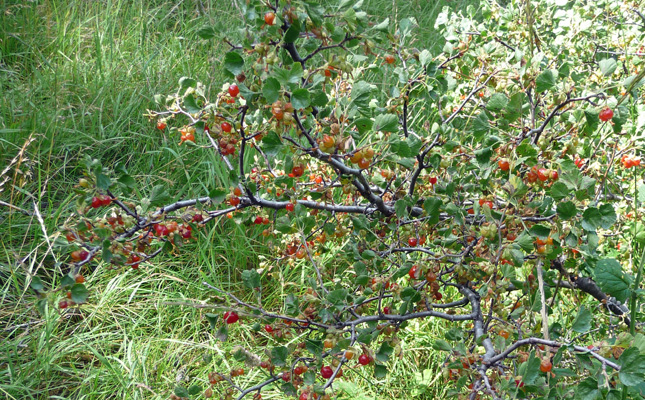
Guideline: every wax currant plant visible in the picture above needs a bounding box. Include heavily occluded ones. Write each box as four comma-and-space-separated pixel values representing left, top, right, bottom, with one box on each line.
53, 0, 645, 399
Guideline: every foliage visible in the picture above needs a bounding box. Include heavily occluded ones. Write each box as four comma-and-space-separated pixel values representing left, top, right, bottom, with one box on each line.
28, 0, 645, 398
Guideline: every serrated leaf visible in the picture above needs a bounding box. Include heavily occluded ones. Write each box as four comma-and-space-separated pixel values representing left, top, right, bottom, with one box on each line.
197, 27, 217, 39
270, 346, 289, 367
375, 342, 394, 363
423, 197, 442, 224
61, 274, 76, 288
536, 69, 557, 92
149, 185, 171, 207
576, 378, 601, 400
183, 94, 201, 114
223, 51, 244, 76
260, 131, 283, 157
595, 258, 631, 303
529, 224, 551, 239
96, 172, 111, 190
215, 325, 228, 342
70, 283, 89, 304
291, 88, 310, 109
262, 77, 280, 103
179, 76, 197, 89
619, 347, 645, 386
188, 384, 202, 395
374, 364, 388, 378
241, 269, 260, 289
373, 114, 399, 133
523, 351, 541, 385
174, 386, 189, 398
350, 81, 376, 110
599, 58, 617, 76
486, 93, 509, 112
472, 112, 489, 137
432, 339, 452, 351
572, 306, 592, 333
557, 201, 577, 219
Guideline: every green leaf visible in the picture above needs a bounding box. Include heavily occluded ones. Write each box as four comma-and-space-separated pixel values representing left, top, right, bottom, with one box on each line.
224, 51, 244, 76
472, 112, 490, 137
270, 346, 289, 367
619, 347, 645, 386
205, 313, 219, 329
183, 94, 201, 114
262, 77, 280, 103
595, 258, 631, 303
432, 339, 452, 351
423, 198, 442, 224
291, 88, 311, 109
598, 204, 617, 229
350, 81, 376, 110
572, 306, 592, 333
215, 325, 228, 342
179, 76, 197, 89
260, 131, 283, 157
174, 386, 189, 398
474, 147, 493, 166
326, 289, 348, 309
188, 384, 202, 395
557, 201, 577, 219
197, 27, 217, 39
241, 269, 260, 289
373, 17, 389, 32
375, 342, 394, 363
149, 185, 171, 207
61, 274, 76, 288
95, 172, 111, 190
576, 378, 601, 400
70, 283, 89, 304
599, 58, 617, 76
550, 182, 570, 201
522, 351, 541, 385
374, 364, 388, 378
529, 224, 551, 239
102, 239, 112, 263
373, 114, 399, 133
30, 276, 44, 291
536, 69, 557, 92
486, 93, 509, 112
118, 174, 136, 189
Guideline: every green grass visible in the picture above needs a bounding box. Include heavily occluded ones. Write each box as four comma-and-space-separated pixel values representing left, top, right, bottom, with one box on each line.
0, 0, 478, 399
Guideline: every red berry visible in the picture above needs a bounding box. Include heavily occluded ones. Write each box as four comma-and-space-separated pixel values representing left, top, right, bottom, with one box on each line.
59, 300, 68, 309
409, 265, 420, 279
358, 354, 370, 366
264, 324, 274, 333
192, 214, 204, 222
264, 12, 275, 25
156, 121, 167, 130
550, 170, 559, 180
282, 372, 291, 382
66, 232, 76, 242
223, 311, 239, 324
429, 176, 437, 185
408, 237, 418, 247
385, 55, 396, 65
285, 203, 295, 212
254, 216, 264, 225
75, 275, 85, 284
291, 166, 304, 177
383, 306, 391, 314
230, 196, 241, 206
537, 168, 549, 182
228, 84, 239, 98
498, 159, 510, 171
599, 107, 614, 122
221, 122, 232, 133
320, 366, 333, 379
526, 171, 538, 183
91, 197, 102, 208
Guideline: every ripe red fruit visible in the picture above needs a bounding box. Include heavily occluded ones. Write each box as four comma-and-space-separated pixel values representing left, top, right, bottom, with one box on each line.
408, 237, 418, 247
285, 203, 295, 212
527, 171, 538, 183
223, 311, 240, 324
385, 55, 396, 64
91, 197, 102, 208
550, 170, 559, 180
100, 195, 112, 206
409, 265, 420, 279
426, 271, 437, 283
320, 365, 333, 379
281, 372, 291, 382
230, 196, 241, 206
540, 359, 553, 373
294, 366, 306, 375
156, 121, 166, 130
264, 324, 274, 333
264, 11, 275, 25
59, 300, 68, 309
221, 122, 232, 133
537, 168, 549, 181
383, 306, 391, 314
429, 176, 438, 185
358, 158, 370, 169
599, 107, 614, 122
498, 159, 510, 171
499, 329, 510, 339
291, 166, 304, 177
66, 232, 76, 242
75, 275, 85, 284
254, 216, 264, 225
192, 214, 204, 222
358, 354, 370, 365
228, 84, 239, 98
